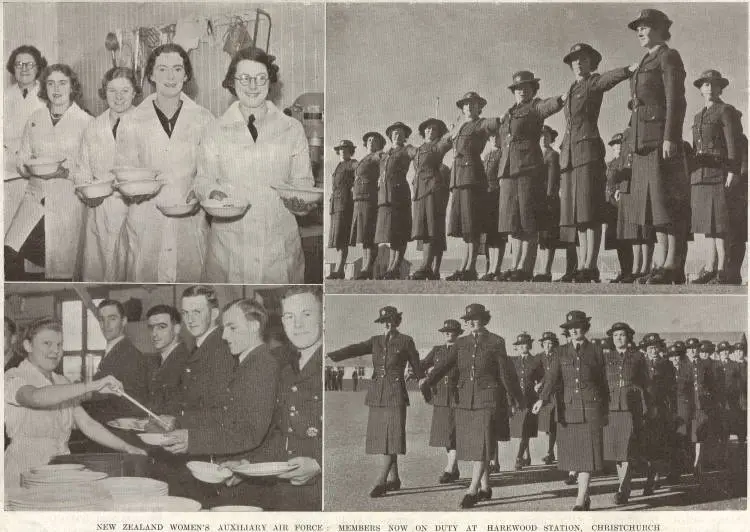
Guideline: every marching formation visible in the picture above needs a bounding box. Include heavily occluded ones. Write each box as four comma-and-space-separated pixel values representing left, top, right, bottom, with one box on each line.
327, 9, 748, 285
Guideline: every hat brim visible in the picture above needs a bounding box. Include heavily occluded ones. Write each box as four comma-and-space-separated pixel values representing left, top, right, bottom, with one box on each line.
419, 119, 448, 138
460, 311, 488, 321
455, 96, 487, 109
606, 325, 635, 337
438, 326, 463, 334
508, 79, 541, 91
563, 49, 602, 67
374, 314, 401, 323
693, 77, 729, 90
363, 132, 385, 146
608, 138, 623, 146
628, 16, 672, 31
560, 317, 591, 329
385, 125, 412, 139
333, 144, 355, 152
513, 340, 532, 346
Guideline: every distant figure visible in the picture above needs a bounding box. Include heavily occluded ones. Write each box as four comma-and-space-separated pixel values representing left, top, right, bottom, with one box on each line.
337, 368, 344, 391
352, 370, 359, 391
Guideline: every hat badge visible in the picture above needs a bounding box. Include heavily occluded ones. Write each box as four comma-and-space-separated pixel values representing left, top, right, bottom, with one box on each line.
306, 427, 319, 438
567, 313, 574, 321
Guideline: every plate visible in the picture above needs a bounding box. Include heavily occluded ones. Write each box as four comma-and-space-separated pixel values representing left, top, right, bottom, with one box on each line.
100, 476, 168, 497
211, 505, 263, 512
30, 464, 86, 474
107, 417, 148, 431
110, 496, 201, 512
186, 461, 233, 484
25, 157, 65, 177
137, 432, 170, 446
229, 461, 299, 477
201, 200, 250, 218
157, 201, 199, 217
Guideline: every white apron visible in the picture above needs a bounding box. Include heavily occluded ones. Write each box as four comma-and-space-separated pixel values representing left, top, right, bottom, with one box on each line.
75, 110, 131, 281
5, 360, 76, 488
6, 103, 92, 279
194, 101, 313, 283
115, 93, 214, 282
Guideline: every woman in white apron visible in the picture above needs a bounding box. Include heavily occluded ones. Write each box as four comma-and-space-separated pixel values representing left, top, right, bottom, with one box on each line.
194, 47, 313, 283
116, 44, 213, 282
75, 67, 140, 281
5, 318, 145, 488
6, 64, 92, 280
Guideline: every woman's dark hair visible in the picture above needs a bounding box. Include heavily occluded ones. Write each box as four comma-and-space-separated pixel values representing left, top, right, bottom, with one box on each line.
6, 45, 47, 79
144, 43, 193, 85
388, 315, 403, 328
221, 47, 279, 98
642, 21, 671, 42
22, 317, 62, 346
223, 298, 269, 337
38, 64, 85, 107
98, 66, 141, 102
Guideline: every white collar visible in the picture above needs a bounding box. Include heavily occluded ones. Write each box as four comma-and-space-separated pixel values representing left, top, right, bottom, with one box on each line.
195, 326, 217, 348
238, 340, 265, 364
299, 340, 321, 370
160, 341, 180, 363
105, 335, 125, 355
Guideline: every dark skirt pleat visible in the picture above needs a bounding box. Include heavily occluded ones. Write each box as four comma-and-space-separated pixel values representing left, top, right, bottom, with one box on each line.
374, 201, 412, 247
412, 191, 447, 251
497, 173, 543, 234
429, 405, 456, 448
456, 407, 495, 461
349, 199, 377, 247
366, 405, 406, 455
690, 183, 729, 236
537, 404, 556, 433
625, 148, 688, 229
448, 187, 484, 241
557, 421, 604, 472
328, 206, 353, 249
559, 161, 606, 231
509, 408, 539, 439
603, 410, 641, 461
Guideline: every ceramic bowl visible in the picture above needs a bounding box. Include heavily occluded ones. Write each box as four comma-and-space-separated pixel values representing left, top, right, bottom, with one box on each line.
201, 199, 250, 218
110, 167, 159, 182
25, 157, 65, 177
115, 179, 163, 197
157, 200, 199, 217
76, 181, 114, 200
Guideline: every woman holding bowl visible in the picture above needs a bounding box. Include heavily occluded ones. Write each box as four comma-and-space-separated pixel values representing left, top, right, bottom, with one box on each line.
75, 67, 140, 281
5, 318, 145, 488
7, 64, 92, 281
195, 47, 313, 284
116, 43, 214, 283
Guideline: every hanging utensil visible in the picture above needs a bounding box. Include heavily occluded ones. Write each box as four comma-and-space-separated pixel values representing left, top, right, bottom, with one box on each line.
117, 390, 172, 431
105, 32, 119, 69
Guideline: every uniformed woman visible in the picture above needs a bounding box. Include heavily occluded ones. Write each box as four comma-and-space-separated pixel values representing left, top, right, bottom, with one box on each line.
509, 333, 543, 470
421, 303, 522, 509
603, 323, 648, 504
445, 92, 499, 281
409, 118, 452, 280
730, 342, 747, 444
535, 332, 560, 465
715, 341, 734, 466
689, 70, 742, 284
350, 132, 386, 280
686, 340, 716, 480
558, 44, 635, 282
375, 122, 413, 279
328, 306, 424, 497
420, 319, 462, 483
624, 9, 689, 284
327, 140, 357, 279
496, 72, 564, 282
481, 134, 508, 281
533, 310, 609, 510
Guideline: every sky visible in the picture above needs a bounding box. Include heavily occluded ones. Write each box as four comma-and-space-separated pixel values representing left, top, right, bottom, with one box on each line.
324, 294, 747, 352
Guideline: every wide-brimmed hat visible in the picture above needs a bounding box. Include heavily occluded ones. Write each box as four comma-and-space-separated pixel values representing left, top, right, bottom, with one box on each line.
333, 139, 355, 152
513, 332, 533, 346
686, 337, 701, 349
508, 71, 540, 91
362, 131, 386, 147
641, 332, 663, 348
455, 91, 487, 109
667, 343, 685, 357
385, 121, 412, 139
560, 310, 591, 329
418, 118, 448, 139
542, 125, 558, 141
539, 331, 559, 345
438, 319, 463, 334
460, 303, 490, 321
608, 132, 624, 146
693, 69, 729, 90
733, 342, 747, 352
717, 341, 732, 352
699, 340, 715, 353
628, 9, 673, 31
673, 340, 686, 352
563, 43, 602, 68
607, 322, 635, 337
374, 306, 402, 323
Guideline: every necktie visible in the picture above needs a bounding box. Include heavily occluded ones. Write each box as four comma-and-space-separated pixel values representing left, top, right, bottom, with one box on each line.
292, 349, 302, 374
232, 354, 240, 370
247, 114, 258, 142
112, 118, 120, 139
22, 88, 28, 99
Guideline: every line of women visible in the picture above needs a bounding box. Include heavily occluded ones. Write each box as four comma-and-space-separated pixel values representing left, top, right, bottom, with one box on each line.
4, 42, 313, 284
329, 303, 747, 510
327, 8, 747, 284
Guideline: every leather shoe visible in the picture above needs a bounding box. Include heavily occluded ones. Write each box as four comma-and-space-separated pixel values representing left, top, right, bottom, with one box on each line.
438, 470, 459, 484
355, 270, 373, 280
446, 270, 464, 281
691, 268, 716, 284
479, 272, 496, 281
647, 267, 676, 285
384, 479, 401, 491
532, 273, 552, 282
369, 484, 387, 498
613, 491, 629, 505
477, 487, 492, 501
410, 268, 431, 280
564, 473, 577, 485
488, 462, 501, 474
555, 271, 577, 282
495, 269, 514, 281
510, 269, 532, 282
462, 269, 478, 281
459, 493, 478, 509
514, 458, 524, 471
326, 271, 343, 280
542, 453, 555, 465
573, 496, 591, 511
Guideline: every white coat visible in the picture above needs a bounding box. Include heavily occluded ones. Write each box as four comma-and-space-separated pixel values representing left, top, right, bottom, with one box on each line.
194, 100, 313, 283
7, 103, 92, 279
75, 109, 131, 281
115, 93, 214, 282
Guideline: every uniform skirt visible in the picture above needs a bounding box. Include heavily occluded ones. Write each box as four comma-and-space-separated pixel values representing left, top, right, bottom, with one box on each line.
375, 200, 412, 248
498, 172, 543, 235
484, 189, 507, 247
559, 162, 606, 243
616, 192, 656, 242
366, 405, 406, 455
448, 186, 484, 241
556, 406, 605, 472
328, 205, 354, 249
691, 183, 729, 236
456, 407, 495, 461
538, 196, 567, 250
349, 199, 377, 247
691, 409, 712, 443
603, 410, 641, 461
537, 403, 556, 433
602, 201, 620, 250
509, 408, 538, 439
429, 405, 456, 448
412, 191, 447, 252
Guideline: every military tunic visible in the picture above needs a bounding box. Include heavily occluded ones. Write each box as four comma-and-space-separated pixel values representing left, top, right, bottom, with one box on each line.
410, 139, 452, 249
539, 147, 565, 248
329, 331, 424, 454
674, 358, 715, 443
421, 344, 459, 448
349, 152, 382, 247
642, 356, 675, 463
508, 354, 544, 439
482, 147, 507, 247
602, 349, 648, 461
146, 342, 190, 413
374, 146, 413, 247
328, 159, 357, 249
536, 350, 559, 432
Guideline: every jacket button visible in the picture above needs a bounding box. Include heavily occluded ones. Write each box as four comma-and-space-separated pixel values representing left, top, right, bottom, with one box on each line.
288, 427, 293, 433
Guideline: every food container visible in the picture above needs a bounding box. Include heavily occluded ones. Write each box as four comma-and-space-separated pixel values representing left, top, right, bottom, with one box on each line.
76, 181, 114, 200
271, 183, 324, 216
201, 199, 250, 218
110, 166, 159, 182
157, 200, 199, 217
25, 157, 65, 177
115, 179, 164, 198
186, 461, 233, 484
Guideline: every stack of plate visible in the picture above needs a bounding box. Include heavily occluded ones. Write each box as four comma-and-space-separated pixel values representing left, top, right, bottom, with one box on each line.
5, 486, 111, 511
99, 476, 168, 499
20, 469, 107, 488
110, 496, 202, 512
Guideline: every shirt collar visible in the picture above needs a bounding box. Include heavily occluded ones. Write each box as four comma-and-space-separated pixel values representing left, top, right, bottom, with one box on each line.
299, 340, 322, 370
195, 326, 217, 348
105, 335, 125, 355
238, 341, 265, 364
160, 341, 180, 363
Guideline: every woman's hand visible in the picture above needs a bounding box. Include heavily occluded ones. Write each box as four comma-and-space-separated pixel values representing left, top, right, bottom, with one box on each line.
124, 444, 148, 456
218, 459, 246, 487
662, 140, 677, 160
162, 429, 188, 454
276, 457, 321, 486
534, 381, 542, 393
531, 399, 544, 414
185, 190, 198, 203
144, 415, 176, 433
17, 164, 31, 178
628, 62, 640, 73
725, 172, 736, 188
90, 375, 123, 395
209, 189, 228, 200
614, 190, 621, 202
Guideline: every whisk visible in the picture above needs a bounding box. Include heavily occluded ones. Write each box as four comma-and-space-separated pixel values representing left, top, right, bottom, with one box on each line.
105, 32, 119, 68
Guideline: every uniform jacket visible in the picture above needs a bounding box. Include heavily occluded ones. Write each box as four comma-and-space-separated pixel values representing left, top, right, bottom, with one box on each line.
426, 330, 522, 411
352, 153, 382, 201
540, 339, 609, 424
378, 146, 412, 206
605, 349, 648, 412
498, 97, 564, 178
450, 118, 499, 188
628, 44, 686, 153
85, 337, 151, 423
484, 148, 502, 191
559, 68, 632, 171
420, 344, 459, 407
182, 343, 280, 459
146, 342, 190, 414
724, 360, 744, 409
510, 354, 544, 410
408, 139, 452, 200
330, 159, 357, 213
543, 148, 561, 197
690, 101, 742, 183
644, 356, 674, 417
328, 331, 424, 407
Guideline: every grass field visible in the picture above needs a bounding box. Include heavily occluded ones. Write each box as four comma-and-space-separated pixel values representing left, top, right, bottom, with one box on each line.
324, 391, 747, 512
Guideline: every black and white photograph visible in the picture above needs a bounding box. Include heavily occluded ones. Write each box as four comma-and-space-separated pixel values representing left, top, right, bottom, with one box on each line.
4, 2, 324, 285
324, 293, 747, 511
4, 283, 322, 511
324, 3, 748, 294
